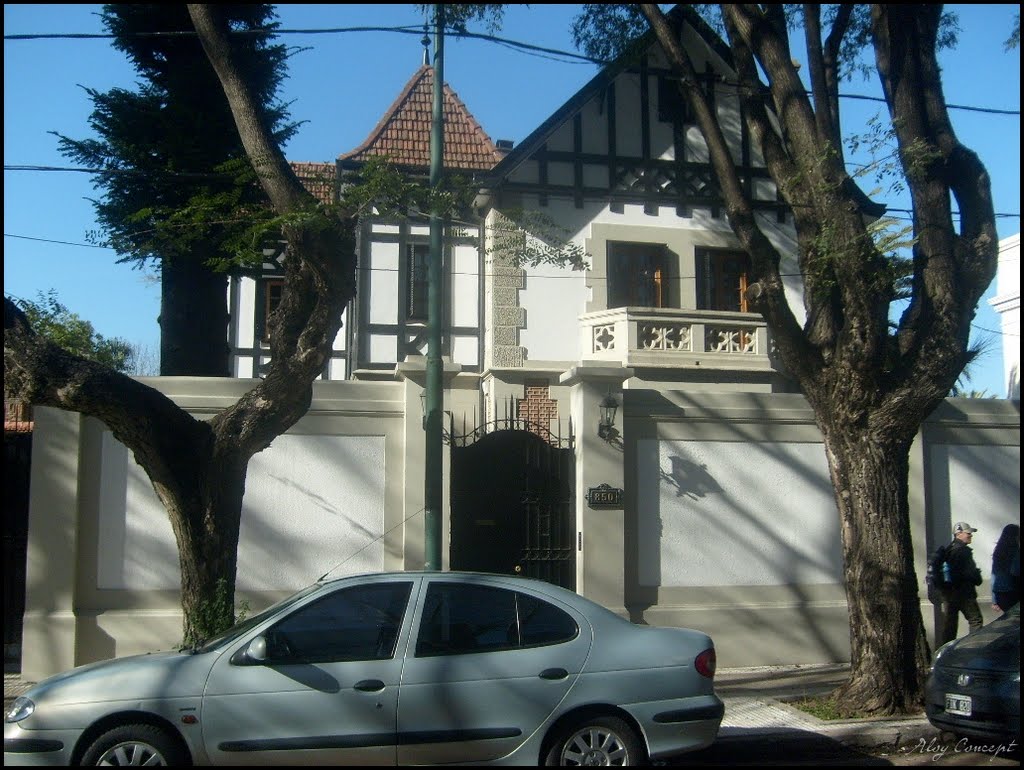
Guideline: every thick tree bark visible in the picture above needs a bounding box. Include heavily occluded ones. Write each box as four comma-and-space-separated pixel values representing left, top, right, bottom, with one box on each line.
638, 4, 999, 714
817, 416, 932, 712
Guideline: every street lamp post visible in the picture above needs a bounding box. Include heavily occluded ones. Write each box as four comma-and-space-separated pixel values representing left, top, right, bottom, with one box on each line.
423, 4, 445, 571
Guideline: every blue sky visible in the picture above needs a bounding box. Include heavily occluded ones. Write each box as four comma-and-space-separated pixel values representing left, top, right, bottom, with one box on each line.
4, 4, 1020, 395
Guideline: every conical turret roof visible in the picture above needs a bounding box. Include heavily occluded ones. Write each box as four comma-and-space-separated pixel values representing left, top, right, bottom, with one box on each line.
339, 65, 503, 172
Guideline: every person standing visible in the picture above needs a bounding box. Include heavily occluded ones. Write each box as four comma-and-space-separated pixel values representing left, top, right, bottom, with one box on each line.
991, 523, 1020, 613
937, 521, 984, 647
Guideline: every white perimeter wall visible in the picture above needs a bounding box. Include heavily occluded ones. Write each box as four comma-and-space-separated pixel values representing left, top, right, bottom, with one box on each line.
96, 434, 387, 592
636, 439, 841, 587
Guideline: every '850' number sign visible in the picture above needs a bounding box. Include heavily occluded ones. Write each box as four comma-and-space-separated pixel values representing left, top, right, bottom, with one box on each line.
587, 484, 623, 509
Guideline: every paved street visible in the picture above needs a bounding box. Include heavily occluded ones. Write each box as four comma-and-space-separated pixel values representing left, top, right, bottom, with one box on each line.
662, 732, 1020, 765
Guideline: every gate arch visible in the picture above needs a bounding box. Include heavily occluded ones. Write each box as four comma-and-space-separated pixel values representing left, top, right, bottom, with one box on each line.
449, 418, 575, 589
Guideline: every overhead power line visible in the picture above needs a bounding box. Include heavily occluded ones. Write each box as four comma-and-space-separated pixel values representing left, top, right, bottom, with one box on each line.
4, 25, 1020, 115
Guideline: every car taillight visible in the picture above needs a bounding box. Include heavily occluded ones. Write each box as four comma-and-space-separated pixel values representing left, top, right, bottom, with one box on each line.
695, 648, 716, 678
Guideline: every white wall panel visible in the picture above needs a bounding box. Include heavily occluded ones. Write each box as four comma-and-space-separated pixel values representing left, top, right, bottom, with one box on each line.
369, 242, 400, 325
636, 439, 841, 587
451, 335, 479, 367
519, 265, 588, 362
369, 333, 397, 363
235, 276, 257, 347
926, 443, 1020, 568
98, 433, 387, 592
451, 245, 479, 327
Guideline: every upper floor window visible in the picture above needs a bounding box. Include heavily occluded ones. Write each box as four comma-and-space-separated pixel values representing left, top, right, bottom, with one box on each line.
697, 249, 752, 313
260, 278, 284, 342
407, 243, 429, 322
607, 242, 670, 309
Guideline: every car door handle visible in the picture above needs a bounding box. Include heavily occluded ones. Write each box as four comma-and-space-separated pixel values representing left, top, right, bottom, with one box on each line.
539, 668, 568, 680
353, 679, 386, 692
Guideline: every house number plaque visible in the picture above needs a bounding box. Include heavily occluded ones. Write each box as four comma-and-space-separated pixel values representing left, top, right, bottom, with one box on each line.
586, 484, 623, 509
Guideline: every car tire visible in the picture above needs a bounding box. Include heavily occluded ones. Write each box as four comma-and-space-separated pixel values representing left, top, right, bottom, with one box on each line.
544, 714, 644, 766
81, 723, 187, 766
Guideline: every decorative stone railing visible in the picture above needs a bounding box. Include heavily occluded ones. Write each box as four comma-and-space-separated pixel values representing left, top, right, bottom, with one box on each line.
580, 307, 774, 372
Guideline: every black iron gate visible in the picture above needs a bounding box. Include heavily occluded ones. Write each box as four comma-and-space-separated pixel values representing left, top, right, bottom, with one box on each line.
449, 415, 575, 590
4, 430, 31, 668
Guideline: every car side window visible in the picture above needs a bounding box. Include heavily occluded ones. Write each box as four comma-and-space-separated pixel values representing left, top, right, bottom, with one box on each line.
265, 581, 412, 663
516, 592, 579, 647
415, 583, 579, 657
416, 583, 518, 656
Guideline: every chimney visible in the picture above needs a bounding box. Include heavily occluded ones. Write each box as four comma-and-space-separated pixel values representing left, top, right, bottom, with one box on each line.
495, 139, 514, 157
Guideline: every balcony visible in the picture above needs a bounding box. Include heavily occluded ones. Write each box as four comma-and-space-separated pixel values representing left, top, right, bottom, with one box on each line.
579, 307, 775, 372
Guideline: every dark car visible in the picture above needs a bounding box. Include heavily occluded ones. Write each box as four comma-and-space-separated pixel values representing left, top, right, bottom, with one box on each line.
925, 602, 1020, 742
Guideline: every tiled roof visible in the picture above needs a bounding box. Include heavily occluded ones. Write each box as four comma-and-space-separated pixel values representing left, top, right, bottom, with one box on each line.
339, 65, 503, 172
290, 161, 336, 205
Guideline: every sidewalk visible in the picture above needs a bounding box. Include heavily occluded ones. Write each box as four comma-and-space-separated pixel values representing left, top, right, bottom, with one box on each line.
5, 662, 937, 752
713, 663, 936, 750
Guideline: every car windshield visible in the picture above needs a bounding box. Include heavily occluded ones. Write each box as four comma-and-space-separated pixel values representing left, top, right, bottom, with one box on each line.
194, 584, 322, 654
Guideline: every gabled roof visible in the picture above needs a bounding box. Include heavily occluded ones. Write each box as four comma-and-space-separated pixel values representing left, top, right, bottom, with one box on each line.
481, 6, 728, 186
479, 6, 885, 218
338, 65, 503, 172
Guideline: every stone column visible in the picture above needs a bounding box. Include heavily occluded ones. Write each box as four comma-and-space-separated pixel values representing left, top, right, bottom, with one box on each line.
559, 363, 634, 615
395, 355, 462, 571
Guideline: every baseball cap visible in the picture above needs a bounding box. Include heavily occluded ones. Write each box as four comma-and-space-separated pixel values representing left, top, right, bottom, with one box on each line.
953, 521, 978, 535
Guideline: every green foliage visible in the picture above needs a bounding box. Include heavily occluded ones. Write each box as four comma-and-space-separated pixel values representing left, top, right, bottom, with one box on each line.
341, 156, 474, 221
949, 387, 996, 399
340, 157, 588, 270
1008, 13, 1020, 50
54, 4, 297, 271
489, 210, 589, 271
571, 4, 651, 64
415, 3, 506, 35
790, 695, 878, 720
11, 290, 133, 373
180, 577, 237, 649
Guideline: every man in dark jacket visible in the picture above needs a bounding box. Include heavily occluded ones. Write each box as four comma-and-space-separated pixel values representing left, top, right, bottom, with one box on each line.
938, 521, 984, 647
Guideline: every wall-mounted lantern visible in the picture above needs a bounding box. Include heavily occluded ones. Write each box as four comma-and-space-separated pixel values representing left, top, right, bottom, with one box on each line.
598, 392, 619, 440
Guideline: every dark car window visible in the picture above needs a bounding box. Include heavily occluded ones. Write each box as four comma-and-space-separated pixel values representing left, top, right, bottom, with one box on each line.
265, 581, 412, 663
416, 583, 578, 657
416, 583, 517, 656
517, 592, 579, 647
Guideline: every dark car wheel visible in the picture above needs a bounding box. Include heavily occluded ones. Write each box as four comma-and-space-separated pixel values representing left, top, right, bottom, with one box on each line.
545, 715, 644, 766
81, 723, 187, 766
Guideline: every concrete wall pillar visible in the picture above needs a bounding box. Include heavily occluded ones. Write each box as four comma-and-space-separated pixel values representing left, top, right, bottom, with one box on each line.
560, 363, 634, 615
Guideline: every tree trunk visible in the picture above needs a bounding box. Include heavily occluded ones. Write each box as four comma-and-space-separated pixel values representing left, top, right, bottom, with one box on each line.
169, 453, 247, 647
160, 252, 230, 377
819, 418, 932, 713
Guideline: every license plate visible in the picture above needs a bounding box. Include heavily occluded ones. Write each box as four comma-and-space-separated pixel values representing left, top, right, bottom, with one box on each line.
945, 693, 972, 716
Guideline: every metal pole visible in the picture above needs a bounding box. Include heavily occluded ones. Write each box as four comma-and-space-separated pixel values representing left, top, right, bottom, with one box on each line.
424, 3, 445, 571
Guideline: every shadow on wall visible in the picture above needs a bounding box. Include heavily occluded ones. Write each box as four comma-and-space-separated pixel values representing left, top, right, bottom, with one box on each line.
665, 455, 723, 499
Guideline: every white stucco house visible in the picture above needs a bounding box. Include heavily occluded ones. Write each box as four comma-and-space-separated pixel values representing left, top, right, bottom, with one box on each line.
17, 8, 1020, 680
990, 233, 1020, 400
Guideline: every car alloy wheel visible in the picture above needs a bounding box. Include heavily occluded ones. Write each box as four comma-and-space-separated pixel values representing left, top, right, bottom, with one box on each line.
547, 715, 642, 766
81, 724, 186, 766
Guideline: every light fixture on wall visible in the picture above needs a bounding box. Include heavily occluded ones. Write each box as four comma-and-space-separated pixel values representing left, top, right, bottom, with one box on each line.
598, 391, 619, 440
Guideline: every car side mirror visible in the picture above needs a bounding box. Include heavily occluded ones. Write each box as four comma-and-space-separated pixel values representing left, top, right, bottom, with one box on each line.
231, 635, 269, 666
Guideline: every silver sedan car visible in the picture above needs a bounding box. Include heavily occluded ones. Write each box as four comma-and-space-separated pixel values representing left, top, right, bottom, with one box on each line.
5, 571, 723, 766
